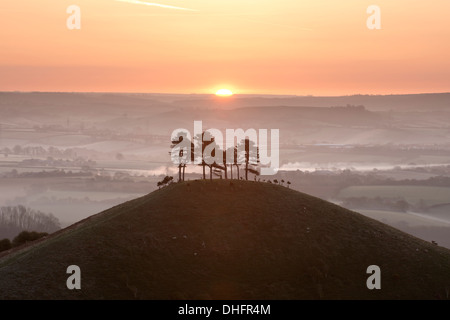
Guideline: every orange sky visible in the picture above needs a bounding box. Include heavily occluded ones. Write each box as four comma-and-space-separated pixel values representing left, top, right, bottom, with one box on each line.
0, 0, 449, 95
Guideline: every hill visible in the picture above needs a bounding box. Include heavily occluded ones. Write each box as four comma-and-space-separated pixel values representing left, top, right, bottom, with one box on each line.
0, 180, 449, 299
2, 92, 450, 146
173, 92, 450, 111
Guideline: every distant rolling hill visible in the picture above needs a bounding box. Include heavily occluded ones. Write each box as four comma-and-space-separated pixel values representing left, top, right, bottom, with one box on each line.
173, 92, 450, 111
2, 92, 450, 145
0, 180, 449, 299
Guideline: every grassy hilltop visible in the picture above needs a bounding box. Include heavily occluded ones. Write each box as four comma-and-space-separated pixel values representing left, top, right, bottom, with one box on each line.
0, 180, 449, 299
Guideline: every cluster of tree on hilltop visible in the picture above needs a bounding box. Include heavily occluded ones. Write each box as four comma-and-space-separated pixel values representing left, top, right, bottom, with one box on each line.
170, 132, 260, 182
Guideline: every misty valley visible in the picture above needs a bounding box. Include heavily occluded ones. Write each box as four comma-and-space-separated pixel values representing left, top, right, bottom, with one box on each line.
1, 92, 450, 249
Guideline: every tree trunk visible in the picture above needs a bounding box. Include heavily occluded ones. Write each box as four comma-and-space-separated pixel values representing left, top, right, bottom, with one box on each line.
182, 165, 185, 181
209, 166, 213, 180
202, 164, 206, 180
178, 165, 182, 182
245, 162, 248, 180
224, 165, 228, 179
230, 164, 233, 179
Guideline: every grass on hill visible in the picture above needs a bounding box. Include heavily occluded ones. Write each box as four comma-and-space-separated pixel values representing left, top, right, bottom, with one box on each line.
0, 180, 449, 299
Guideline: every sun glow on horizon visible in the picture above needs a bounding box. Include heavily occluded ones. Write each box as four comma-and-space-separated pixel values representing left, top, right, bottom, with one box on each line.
215, 89, 234, 97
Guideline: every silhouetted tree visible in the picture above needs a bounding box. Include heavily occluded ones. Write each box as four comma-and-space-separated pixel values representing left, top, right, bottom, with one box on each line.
287, 181, 291, 188
234, 145, 242, 180
226, 146, 235, 179
163, 176, 174, 186
170, 134, 186, 182
222, 149, 228, 179
0, 205, 60, 239
12, 231, 48, 247
243, 138, 260, 181
210, 146, 227, 180
157, 176, 174, 189
0, 239, 11, 252
201, 132, 223, 181
184, 141, 194, 181
193, 132, 212, 180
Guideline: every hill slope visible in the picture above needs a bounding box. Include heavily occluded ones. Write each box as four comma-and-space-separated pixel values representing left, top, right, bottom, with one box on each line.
0, 180, 449, 299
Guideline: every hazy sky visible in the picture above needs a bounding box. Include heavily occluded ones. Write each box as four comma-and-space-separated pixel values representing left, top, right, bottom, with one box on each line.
0, 0, 449, 95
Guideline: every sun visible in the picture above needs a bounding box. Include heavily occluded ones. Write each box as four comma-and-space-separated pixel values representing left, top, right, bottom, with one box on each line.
215, 89, 234, 97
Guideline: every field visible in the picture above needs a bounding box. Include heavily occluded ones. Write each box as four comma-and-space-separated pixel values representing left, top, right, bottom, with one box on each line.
357, 210, 450, 228
338, 186, 450, 207
357, 209, 450, 249
0, 176, 152, 226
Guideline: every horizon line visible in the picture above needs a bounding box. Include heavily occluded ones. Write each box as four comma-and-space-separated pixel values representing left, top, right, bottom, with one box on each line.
1, 91, 449, 98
